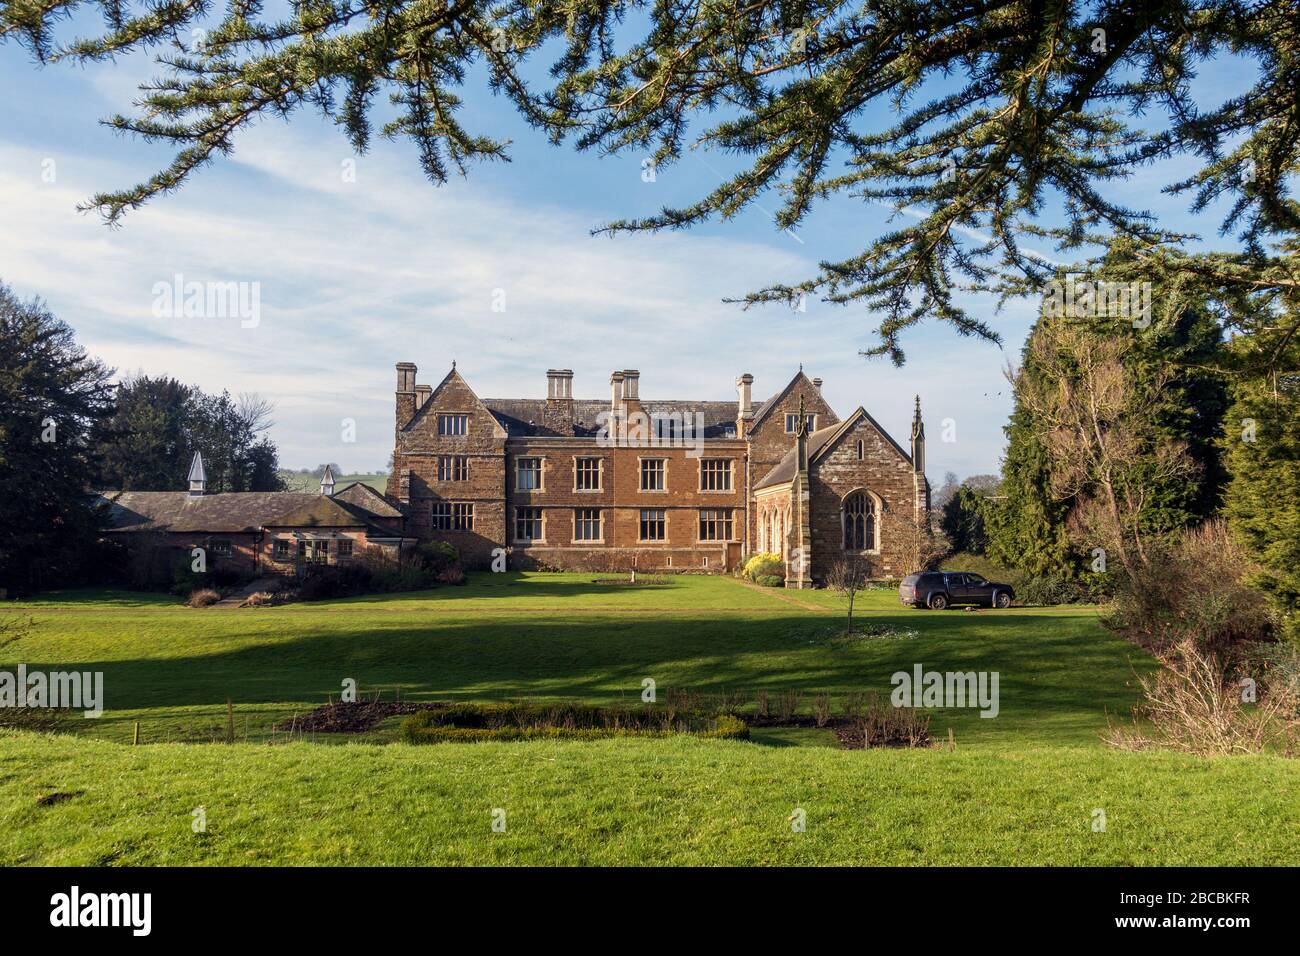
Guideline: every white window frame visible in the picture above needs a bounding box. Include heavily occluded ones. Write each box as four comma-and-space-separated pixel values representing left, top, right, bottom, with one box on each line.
438, 455, 468, 481
784, 412, 818, 433
698, 508, 734, 542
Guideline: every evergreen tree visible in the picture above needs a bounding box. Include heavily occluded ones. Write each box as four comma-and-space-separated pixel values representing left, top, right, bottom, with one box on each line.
96, 378, 285, 492
1222, 327, 1300, 643
941, 485, 988, 555
990, 285, 1227, 576
0, 283, 113, 594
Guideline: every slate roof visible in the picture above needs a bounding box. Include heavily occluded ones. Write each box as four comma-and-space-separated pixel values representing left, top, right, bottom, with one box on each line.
96, 483, 406, 536
97, 492, 321, 534
332, 481, 404, 518
264, 496, 399, 536
753, 423, 845, 490
482, 398, 750, 439
753, 408, 917, 491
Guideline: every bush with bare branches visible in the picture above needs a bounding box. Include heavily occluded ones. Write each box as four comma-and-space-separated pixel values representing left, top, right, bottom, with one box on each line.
1107, 520, 1274, 651
1105, 638, 1298, 756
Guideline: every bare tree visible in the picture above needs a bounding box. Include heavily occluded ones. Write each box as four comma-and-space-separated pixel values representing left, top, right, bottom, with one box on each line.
879, 508, 948, 576
826, 557, 869, 635
1009, 319, 1197, 575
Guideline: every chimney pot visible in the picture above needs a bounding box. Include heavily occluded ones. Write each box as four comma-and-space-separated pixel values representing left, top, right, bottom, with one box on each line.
396, 362, 417, 392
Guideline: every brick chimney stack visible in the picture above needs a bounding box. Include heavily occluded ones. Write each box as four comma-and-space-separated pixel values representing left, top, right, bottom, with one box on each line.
395, 362, 417, 431
735, 373, 754, 438
545, 369, 575, 435
415, 384, 432, 411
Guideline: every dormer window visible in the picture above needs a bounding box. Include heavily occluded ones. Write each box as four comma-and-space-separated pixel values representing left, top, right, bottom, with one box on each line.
438, 413, 469, 436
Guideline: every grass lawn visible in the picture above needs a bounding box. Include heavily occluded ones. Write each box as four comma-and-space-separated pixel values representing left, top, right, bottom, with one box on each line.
2, 573, 1295, 864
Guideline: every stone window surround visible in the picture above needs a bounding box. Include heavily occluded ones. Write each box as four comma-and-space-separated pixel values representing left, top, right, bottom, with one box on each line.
572, 455, 604, 493
698, 458, 734, 493
638, 456, 668, 493
638, 507, 667, 542
697, 507, 735, 542
573, 507, 604, 543
515, 455, 545, 492
841, 487, 882, 554
437, 411, 471, 436
514, 506, 546, 544
438, 454, 469, 482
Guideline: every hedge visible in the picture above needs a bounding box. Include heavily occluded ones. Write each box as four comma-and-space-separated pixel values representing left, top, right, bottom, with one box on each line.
400, 702, 749, 744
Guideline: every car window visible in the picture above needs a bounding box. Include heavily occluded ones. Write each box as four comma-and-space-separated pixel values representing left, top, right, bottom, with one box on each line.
966, 573, 986, 585
946, 573, 965, 586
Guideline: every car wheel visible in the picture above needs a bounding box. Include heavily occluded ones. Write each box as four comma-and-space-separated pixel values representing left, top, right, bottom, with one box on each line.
994, 592, 1011, 609
927, 593, 948, 610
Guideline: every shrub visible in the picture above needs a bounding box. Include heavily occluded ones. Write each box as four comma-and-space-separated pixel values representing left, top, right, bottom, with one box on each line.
754, 574, 784, 588
416, 540, 459, 574
743, 552, 783, 581
400, 701, 748, 743
436, 565, 466, 586
858, 692, 931, 748
186, 588, 220, 608
1104, 638, 1299, 755
1106, 520, 1274, 650
812, 693, 831, 727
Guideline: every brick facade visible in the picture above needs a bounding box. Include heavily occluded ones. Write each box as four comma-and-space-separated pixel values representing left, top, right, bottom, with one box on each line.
388, 362, 931, 584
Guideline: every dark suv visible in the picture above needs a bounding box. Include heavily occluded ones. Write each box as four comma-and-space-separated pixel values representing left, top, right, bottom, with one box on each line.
900, 571, 1015, 610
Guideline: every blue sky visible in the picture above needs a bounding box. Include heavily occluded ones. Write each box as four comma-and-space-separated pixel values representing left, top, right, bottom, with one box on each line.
0, 21, 1254, 477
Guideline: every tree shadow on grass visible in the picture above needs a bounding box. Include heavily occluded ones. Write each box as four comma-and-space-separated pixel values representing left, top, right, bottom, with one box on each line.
24, 606, 1153, 747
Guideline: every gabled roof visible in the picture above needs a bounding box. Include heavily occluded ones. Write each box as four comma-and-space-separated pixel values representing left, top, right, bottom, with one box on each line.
405, 367, 507, 437
749, 370, 833, 430
332, 480, 404, 517
264, 495, 393, 534
753, 407, 915, 490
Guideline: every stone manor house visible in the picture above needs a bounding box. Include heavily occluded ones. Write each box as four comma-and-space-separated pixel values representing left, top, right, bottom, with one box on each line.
96, 361, 930, 587
388, 362, 931, 585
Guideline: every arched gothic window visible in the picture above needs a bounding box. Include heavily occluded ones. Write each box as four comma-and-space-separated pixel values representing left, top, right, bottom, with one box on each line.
842, 492, 877, 551
856, 439, 864, 460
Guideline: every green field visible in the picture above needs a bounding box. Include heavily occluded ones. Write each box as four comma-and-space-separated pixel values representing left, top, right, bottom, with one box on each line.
2, 574, 1296, 865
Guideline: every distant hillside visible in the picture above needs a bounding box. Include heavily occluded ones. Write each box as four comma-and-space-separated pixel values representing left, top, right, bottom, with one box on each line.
278, 472, 389, 493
